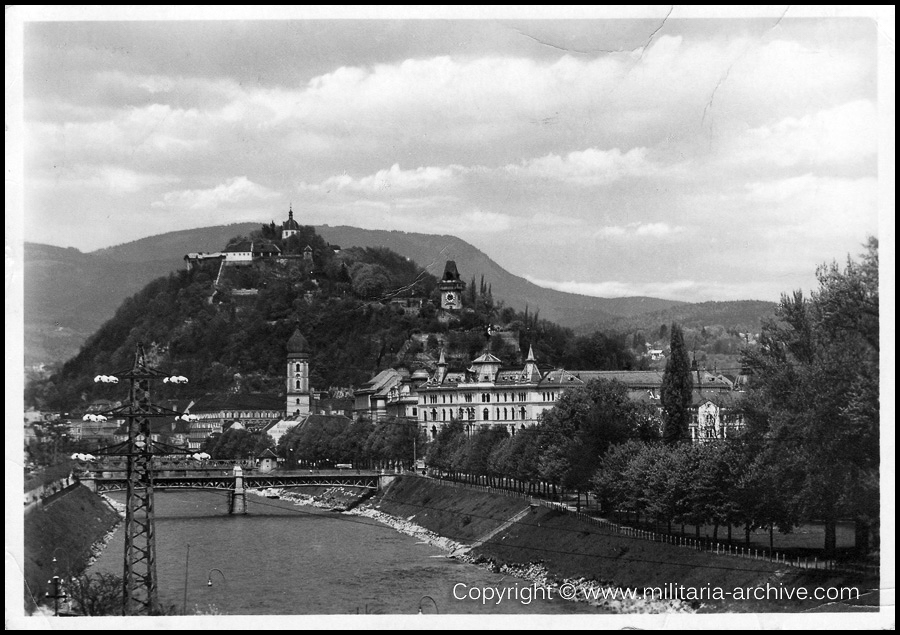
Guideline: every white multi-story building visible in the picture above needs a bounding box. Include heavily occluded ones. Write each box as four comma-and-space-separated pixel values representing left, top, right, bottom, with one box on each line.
414, 346, 588, 437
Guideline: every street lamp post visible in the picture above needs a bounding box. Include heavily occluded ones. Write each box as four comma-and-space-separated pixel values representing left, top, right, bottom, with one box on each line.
207, 568, 226, 587
182, 544, 189, 615
417, 595, 439, 614
46, 575, 67, 616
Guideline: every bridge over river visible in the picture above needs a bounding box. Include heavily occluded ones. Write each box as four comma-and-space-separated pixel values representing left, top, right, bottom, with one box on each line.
80, 463, 396, 514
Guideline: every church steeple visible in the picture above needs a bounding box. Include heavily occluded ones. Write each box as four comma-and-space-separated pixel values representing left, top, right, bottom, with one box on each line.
286, 325, 311, 417
282, 204, 301, 240
435, 348, 448, 384
523, 345, 539, 380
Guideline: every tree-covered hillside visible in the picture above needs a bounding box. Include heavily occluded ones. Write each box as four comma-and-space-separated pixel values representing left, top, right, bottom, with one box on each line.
25, 225, 643, 411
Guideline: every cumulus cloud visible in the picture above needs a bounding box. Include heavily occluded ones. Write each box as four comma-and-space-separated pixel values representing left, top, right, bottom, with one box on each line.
742, 174, 878, 243
300, 164, 460, 194
506, 147, 654, 185
300, 147, 655, 199
31, 165, 179, 195
152, 176, 279, 210
593, 222, 684, 239
733, 100, 877, 167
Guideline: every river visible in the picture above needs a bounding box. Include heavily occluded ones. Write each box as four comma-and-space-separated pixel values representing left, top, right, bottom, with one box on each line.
87, 490, 604, 615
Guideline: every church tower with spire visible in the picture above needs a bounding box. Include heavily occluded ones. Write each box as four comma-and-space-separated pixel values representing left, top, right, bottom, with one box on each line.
286, 326, 311, 416
282, 205, 300, 240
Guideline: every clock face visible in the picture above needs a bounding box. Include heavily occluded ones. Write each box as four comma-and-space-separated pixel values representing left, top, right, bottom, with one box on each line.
445, 292, 455, 302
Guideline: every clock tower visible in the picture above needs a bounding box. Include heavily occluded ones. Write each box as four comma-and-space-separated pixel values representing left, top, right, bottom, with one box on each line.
438, 260, 465, 311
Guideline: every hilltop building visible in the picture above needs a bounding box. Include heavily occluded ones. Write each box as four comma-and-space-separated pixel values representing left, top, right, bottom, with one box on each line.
438, 261, 466, 311
223, 240, 281, 263
282, 205, 300, 240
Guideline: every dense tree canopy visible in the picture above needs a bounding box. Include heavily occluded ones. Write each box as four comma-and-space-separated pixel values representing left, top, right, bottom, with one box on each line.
539, 379, 661, 499
740, 237, 879, 555
201, 428, 274, 460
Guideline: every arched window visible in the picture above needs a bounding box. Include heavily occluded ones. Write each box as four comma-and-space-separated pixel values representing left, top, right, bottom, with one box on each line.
431, 425, 437, 439
520, 407, 526, 420
483, 408, 489, 420
495, 408, 500, 419
296, 398, 300, 405
295, 363, 301, 373
431, 408, 437, 421
295, 380, 301, 389
442, 409, 446, 421
503, 407, 508, 420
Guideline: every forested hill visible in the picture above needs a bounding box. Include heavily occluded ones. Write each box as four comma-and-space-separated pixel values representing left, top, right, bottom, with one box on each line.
576, 300, 777, 337
24, 226, 642, 411
91, 223, 684, 324
27, 223, 682, 367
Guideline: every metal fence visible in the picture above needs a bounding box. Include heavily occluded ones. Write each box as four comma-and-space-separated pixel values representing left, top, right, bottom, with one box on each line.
413, 473, 879, 577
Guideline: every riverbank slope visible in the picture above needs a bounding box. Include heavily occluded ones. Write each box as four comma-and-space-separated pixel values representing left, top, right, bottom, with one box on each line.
371, 476, 879, 612
23, 484, 121, 613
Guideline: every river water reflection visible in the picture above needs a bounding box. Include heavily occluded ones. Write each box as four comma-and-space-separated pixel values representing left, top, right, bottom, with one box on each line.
89, 491, 604, 615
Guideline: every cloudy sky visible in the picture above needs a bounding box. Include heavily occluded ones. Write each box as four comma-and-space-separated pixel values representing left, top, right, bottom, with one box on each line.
14, 7, 889, 302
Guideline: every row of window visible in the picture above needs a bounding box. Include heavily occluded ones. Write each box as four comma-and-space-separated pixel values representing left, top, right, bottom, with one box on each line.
194, 410, 280, 419
690, 412, 745, 425
422, 391, 530, 405
422, 406, 530, 422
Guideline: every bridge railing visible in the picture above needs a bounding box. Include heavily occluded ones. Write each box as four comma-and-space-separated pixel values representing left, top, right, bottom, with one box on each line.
85, 458, 258, 472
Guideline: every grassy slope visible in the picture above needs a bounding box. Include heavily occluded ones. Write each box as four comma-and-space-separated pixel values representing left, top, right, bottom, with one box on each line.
373, 477, 879, 612
23, 485, 121, 613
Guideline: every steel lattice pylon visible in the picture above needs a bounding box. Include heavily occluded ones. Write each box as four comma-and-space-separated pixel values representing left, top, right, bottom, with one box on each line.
92, 344, 193, 615
122, 359, 159, 616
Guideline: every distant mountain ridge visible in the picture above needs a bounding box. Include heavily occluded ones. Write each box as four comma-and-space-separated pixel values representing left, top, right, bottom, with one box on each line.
24, 222, 768, 367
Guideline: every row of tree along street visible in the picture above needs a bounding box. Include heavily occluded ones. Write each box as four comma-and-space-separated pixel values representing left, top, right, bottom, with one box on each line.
198, 417, 427, 472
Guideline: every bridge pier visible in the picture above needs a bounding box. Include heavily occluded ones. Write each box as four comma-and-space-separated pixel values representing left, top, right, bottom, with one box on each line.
79, 474, 97, 493
229, 465, 247, 515
378, 474, 398, 491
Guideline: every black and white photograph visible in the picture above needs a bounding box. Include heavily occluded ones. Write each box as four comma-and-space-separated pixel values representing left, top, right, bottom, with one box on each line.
6, 6, 893, 629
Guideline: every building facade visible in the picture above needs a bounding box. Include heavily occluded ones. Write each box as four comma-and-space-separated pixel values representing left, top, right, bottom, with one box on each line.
403, 349, 747, 442
413, 347, 585, 437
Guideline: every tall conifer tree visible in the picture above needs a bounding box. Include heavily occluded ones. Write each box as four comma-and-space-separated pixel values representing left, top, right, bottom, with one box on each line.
661, 322, 693, 444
